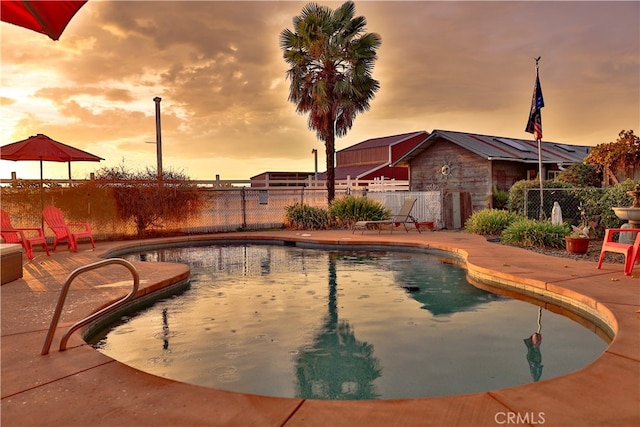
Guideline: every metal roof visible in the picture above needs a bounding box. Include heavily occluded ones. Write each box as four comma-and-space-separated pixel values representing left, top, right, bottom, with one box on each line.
394, 129, 590, 166
317, 163, 387, 180
316, 131, 427, 179
337, 131, 428, 152
250, 171, 313, 180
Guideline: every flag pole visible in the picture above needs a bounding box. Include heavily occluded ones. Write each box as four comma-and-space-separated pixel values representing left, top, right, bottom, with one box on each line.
526, 56, 545, 221
537, 136, 544, 220
535, 58, 544, 221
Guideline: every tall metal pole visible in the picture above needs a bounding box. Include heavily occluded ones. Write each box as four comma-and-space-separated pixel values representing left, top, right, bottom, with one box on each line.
312, 148, 318, 183
535, 59, 544, 221
153, 97, 163, 187
537, 137, 544, 220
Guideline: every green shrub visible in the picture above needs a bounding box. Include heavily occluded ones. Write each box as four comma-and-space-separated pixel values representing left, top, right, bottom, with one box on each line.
329, 196, 391, 229
465, 209, 521, 235
506, 179, 638, 238
565, 180, 637, 234
590, 179, 638, 230
508, 179, 575, 217
501, 219, 569, 249
491, 187, 510, 209
284, 203, 330, 230
556, 164, 601, 187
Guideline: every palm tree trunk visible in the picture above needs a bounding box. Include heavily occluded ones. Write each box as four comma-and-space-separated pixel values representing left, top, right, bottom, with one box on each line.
326, 132, 335, 203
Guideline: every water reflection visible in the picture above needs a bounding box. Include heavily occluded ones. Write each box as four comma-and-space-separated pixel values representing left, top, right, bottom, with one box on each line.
106, 245, 607, 399
524, 307, 544, 382
162, 308, 170, 350
394, 260, 499, 315
295, 257, 381, 399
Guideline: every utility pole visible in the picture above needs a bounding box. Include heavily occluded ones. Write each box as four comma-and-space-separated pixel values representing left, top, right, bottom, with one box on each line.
154, 97, 163, 187
312, 148, 318, 184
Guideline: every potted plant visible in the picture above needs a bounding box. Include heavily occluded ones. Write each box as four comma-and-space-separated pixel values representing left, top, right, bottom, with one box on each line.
565, 204, 597, 254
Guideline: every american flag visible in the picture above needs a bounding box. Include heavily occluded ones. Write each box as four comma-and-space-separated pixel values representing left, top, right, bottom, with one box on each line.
525, 73, 544, 140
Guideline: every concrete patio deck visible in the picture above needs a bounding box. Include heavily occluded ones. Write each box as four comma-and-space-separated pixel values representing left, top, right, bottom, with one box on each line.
1, 230, 639, 426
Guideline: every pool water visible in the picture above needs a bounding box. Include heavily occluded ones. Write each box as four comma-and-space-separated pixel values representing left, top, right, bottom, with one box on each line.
92, 244, 608, 400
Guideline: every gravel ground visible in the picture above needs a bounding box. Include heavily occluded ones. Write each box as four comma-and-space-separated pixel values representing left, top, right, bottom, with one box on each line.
489, 237, 625, 264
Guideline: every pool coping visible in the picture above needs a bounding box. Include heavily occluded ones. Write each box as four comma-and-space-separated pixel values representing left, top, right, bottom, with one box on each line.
2, 230, 639, 426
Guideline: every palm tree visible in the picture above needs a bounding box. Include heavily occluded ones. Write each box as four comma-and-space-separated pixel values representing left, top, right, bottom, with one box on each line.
280, 1, 381, 203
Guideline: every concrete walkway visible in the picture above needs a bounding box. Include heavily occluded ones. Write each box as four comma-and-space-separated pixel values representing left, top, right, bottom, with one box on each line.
1, 230, 639, 426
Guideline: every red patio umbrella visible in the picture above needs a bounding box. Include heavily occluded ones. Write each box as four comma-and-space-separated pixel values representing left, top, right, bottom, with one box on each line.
0, 0, 87, 41
1, 133, 103, 226
0, 133, 103, 181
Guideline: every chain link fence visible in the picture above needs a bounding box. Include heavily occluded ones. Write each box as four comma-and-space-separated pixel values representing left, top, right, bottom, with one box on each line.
182, 187, 328, 233
0, 186, 330, 241
1, 185, 443, 243
523, 187, 607, 226
4, 181, 633, 243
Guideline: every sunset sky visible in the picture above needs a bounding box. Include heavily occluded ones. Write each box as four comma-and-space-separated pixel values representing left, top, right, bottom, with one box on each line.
1, 1, 638, 181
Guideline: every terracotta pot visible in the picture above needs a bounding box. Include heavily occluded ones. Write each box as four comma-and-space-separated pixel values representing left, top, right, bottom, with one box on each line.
565, 236, 590, 254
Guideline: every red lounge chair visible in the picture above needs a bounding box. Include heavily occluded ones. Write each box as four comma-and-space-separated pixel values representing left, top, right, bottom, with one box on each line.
42, 206, 95, 252
596, 228, 640, 276
0, 209, 50, 260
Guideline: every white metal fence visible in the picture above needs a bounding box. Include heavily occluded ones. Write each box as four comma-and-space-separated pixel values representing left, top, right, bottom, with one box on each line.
365, 191, 443, 227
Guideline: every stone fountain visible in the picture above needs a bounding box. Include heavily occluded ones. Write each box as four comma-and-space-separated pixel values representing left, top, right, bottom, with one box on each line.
612, 184, 640, 228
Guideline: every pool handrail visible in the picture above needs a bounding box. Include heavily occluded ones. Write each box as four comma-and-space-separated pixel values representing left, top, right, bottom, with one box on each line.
41, 258, 140, 355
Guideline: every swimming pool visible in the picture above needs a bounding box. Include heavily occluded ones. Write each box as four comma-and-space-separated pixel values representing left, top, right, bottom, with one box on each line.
91, 244, 608, 400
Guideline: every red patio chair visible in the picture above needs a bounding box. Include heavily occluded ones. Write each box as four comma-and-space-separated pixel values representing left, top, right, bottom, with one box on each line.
0, 209, 50, 260
596, 228, 640, 276
42, 206, 95, 252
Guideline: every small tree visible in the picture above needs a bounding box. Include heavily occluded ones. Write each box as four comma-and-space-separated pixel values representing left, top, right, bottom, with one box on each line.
584, 130, 640, 184
556, 163, 601, 187
94, 164, 202, 236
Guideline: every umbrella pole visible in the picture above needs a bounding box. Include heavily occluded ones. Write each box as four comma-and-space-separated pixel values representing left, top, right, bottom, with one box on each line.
40, 158, 45, 229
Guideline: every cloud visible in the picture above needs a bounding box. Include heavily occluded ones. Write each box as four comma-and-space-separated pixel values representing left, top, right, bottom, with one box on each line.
1, 1, 638, 180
